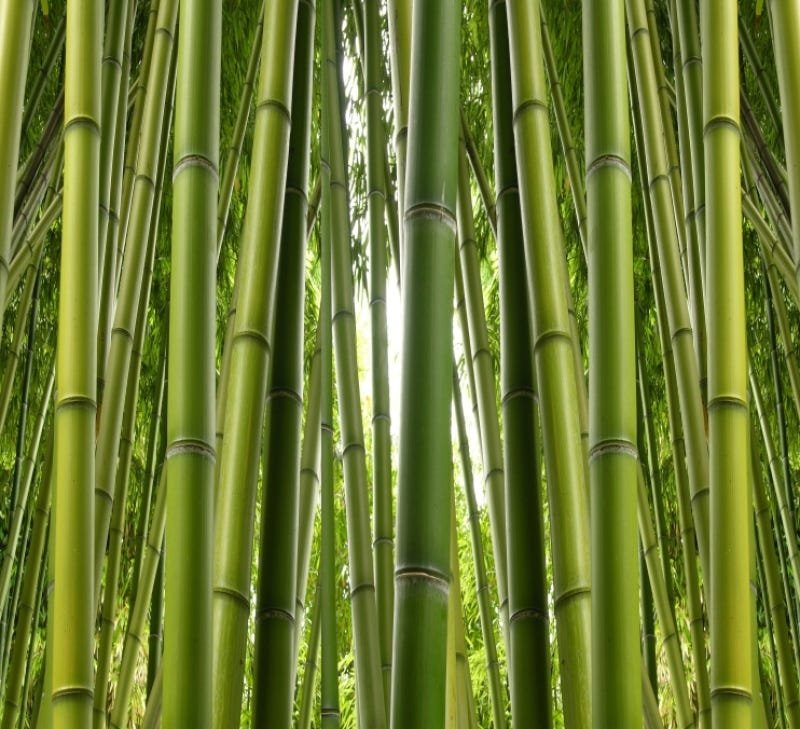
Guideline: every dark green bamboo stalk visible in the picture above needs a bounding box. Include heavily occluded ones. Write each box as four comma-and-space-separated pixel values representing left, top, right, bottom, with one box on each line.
488, 4, 550, 725
51, 0, 102, 723
701, 2, 751, 725
740, 21, 782, 138
506, 2, 592, 726
0, 0, 37, 328
252, 1, 314, 724
363, 0, 394, 703
210, 3, 299, 723
163, 0, 221, 723
319, 65, 339, 728
390, 0, 459, 725
148, 545, 164, 696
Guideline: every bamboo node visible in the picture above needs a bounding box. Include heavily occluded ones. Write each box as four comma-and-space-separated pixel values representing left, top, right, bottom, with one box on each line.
586, 153, 632, 182
395, 568, 450, 593
404, 202, 457, 233
172, 153, 219, 182
255, 607, 295, 624
509, 606, 548, 623
165, 438, 215, 462
588, 438, 638, 462
255, 98, 291, 124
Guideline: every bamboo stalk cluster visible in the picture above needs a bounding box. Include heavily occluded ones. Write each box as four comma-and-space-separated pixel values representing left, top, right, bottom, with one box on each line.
0, 0, 798, 728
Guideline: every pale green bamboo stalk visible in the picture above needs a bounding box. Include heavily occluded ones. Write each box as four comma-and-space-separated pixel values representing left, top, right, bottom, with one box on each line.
108, 471, 165, 729
0, 0, 38, 327
637, 467, 695, 729
93, 0, 178, 603
324, 0, 388, 716
751, 425, 800, 729
702, 2, 751, 723
163, 0, 221, 722
452, 369, 506, 729
296, 585, 321, 729
627, 0, 710, 583
0, 434, 52, 729
0, 365, 54, 611
363, 0, 394, 704
585, 0, 639, 722
456, 144, 508, 644
51, 0, 102, 723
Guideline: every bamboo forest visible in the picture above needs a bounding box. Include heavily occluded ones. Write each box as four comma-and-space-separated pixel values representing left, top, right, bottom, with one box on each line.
2, 0, 800, 727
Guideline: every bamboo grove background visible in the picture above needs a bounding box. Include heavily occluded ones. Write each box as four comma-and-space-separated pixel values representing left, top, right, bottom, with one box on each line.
0, 0, 797, 727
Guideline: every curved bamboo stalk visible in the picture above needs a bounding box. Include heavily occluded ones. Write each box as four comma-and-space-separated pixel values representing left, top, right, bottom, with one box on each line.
0, 0, 40, 315
627, 0, 710, 582
93, 0, 178, 602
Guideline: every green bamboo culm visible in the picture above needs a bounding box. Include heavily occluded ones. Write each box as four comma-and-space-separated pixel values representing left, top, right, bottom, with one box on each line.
488, 0, 550, 723
51, 0, 102, 724
701, 0, 751, 727
251, 0, 315, 724
505, 1, 592, 727
769, 0, 800, 275
163, 0, 221, 725
0, 0, 36, 331
584, 0, 640, 725
319, 32, 339, 726
363, 0, 395, 704
211, 1, 299, 725
390, 0, 460, 726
